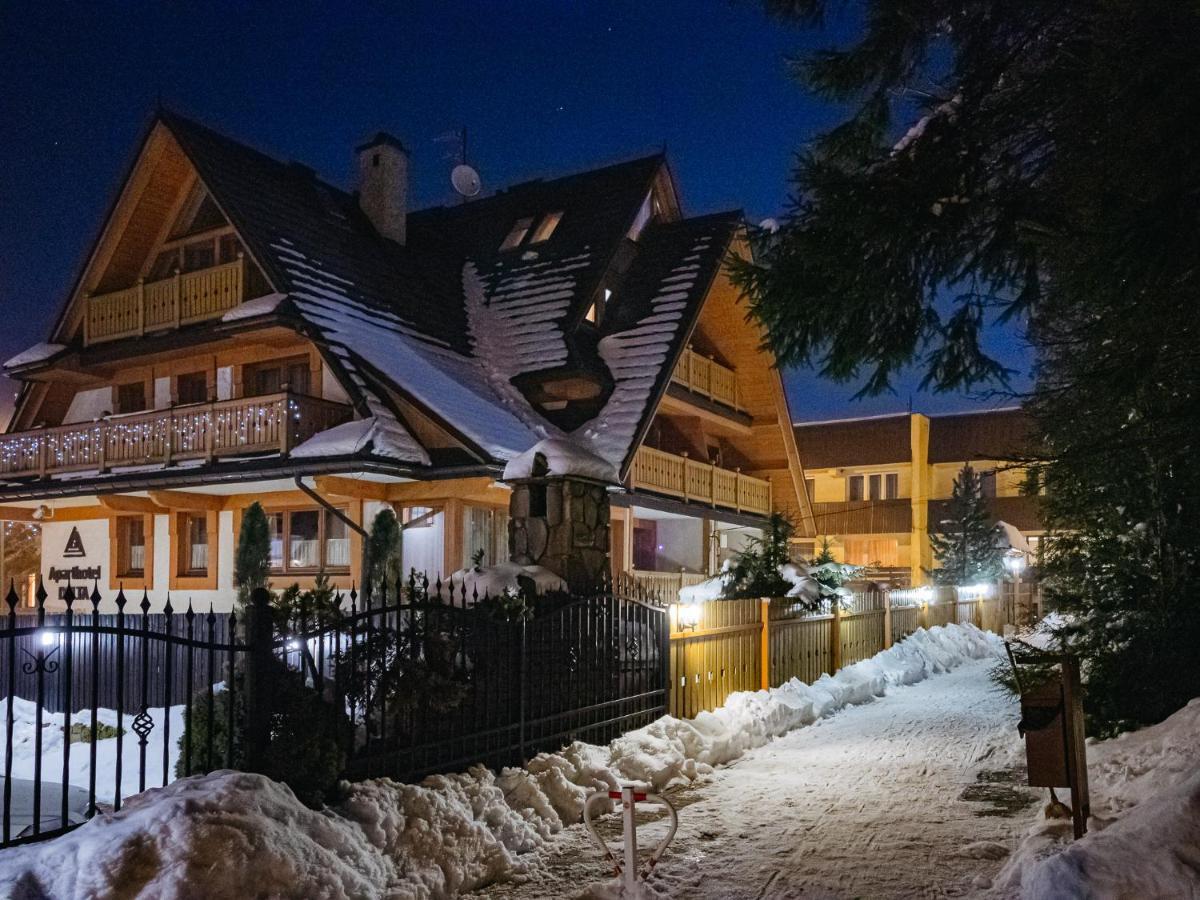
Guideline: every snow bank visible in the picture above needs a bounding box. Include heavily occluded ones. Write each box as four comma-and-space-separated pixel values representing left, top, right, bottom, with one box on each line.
502, 437, 620, 484
997, 696, 1200, 898
434, 562, 567, 601
0, 624, 1001, 899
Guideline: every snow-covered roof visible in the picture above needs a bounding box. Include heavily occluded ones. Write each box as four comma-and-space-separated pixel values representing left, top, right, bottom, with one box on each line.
4, 342, 66, 370
70, 113, 742, 476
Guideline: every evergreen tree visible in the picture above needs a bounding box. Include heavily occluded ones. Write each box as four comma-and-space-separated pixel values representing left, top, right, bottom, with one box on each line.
809, 538, 858, 608
235, 502, 272, 609
738, 0, 1200, 731
365, 508, 403, 600
723, 513, 795, 598
928, 465, 1002, 585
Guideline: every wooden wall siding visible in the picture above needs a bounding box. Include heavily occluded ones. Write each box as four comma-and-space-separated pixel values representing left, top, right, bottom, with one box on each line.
839, 609, 886, 667
668, 597, 763, 719
671, 596, 1014, 717
810, 500, 912, 535
768, 612, 832, 687
890, 605, 922, 644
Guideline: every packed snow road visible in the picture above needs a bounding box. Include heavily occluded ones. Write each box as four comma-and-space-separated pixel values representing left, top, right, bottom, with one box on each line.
491, 659, 1030, 899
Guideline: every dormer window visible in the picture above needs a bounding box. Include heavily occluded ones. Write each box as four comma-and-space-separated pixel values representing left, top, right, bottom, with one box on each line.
529, 211, 563, 243
500, 217, 534, 251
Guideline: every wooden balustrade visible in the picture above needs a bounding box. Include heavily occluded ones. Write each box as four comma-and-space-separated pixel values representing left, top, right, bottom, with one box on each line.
631, 446, 772, 516
84, 258, 248, 346
0, 392, 351, 478
671, 347, 740, 409
630, 569, 710, 601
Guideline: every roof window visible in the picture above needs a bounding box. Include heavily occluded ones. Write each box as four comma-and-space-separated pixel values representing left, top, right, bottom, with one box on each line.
529, 211, 563, 243
500, 217, 534, 251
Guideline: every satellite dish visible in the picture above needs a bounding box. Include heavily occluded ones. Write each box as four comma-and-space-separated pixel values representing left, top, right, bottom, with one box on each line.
451, 164, 482, 198
758, 217, 780, 233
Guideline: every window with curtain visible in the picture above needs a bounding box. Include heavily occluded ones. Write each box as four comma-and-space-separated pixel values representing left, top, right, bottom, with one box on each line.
181, 513, 209, 575
117, 517, 146, 577
463, 506, 494, 568
263, 507, 350, 573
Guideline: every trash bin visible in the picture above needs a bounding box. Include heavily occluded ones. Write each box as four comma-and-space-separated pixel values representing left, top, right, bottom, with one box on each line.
1018, 677, 1069, 788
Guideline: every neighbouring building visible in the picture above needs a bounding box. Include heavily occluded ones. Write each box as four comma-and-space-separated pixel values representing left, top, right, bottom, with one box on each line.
793, 408, 1043, 586
0, 111, 812, 612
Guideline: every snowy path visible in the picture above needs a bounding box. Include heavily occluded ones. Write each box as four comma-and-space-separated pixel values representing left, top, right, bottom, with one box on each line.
492, 659, 1031, 899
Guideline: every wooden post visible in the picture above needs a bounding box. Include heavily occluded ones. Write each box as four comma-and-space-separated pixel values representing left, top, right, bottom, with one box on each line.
279, 398, 293, 457
883, 591, 893, 649
831, 600, 842, 673
83, 292, 91, 347
920, 599, 929, 631
137, 278, 145, 337
173, 270, 182, 330
1061, 654, 1090, 839
242, 587, 274, 774
759, 598, 770, 690
977, 597, 985, 630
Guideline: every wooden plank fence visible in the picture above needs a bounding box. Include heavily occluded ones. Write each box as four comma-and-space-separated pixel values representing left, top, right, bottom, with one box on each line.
669, 586, 1018, 718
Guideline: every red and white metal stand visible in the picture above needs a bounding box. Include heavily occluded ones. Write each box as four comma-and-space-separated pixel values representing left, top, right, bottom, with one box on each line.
584, 785, 678, 892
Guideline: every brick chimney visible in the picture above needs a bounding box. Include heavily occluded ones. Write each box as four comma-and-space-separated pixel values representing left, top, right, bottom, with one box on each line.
356, 132, 409, 245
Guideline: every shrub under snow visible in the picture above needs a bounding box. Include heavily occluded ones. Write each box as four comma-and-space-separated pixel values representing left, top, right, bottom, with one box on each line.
0, 624, 1002, 899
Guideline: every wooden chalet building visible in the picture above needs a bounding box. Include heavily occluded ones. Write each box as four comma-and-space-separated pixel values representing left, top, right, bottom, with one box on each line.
794, 408, 1043, 587
0, 112, 812, 611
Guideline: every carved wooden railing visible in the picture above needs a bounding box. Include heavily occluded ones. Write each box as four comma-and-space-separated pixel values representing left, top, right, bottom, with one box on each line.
84, 257, 249, 346
0, 392, 351, 478
630, 569, 710, 600
630, 446, 772, 515
671, 347, 740, 409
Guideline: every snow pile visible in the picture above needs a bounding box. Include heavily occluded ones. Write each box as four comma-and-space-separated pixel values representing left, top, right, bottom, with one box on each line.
677, 560, 850, 607
0, 697, 184, 806
290, 416, 425, 462
502, 437, 620, 484
220, 291, 286, 321
434, 562, 567, 602
4, 342, 66, 369
997, 696, 1200, 899
0, 624, 1000, 898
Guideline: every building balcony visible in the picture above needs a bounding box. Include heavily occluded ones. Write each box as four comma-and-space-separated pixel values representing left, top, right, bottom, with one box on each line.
630, 446, 772, 516
671, 347, 739, 410
84, 257, 259, 347
811, 499, 912, 534
0, 392, 352, 479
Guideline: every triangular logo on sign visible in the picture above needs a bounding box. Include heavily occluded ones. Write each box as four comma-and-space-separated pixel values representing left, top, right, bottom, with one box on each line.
63, 526, 87, 558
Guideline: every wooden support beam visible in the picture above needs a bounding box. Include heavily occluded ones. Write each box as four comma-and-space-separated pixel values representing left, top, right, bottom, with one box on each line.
313, 475, 391, 501
147, 490, 227, 511
0, 506, 37, 522
388, 477, 510, 506
98, 494, 161, 514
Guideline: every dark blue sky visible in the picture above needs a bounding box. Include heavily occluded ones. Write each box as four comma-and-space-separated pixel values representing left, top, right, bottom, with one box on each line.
0, 1, 1029, 425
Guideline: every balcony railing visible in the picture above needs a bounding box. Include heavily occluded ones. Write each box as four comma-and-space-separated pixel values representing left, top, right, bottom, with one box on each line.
0, 392, 351, 478
810, 500, 912, 534
671, 347, 739, 410
84, 257, 250, 347
631, 446, 772, 515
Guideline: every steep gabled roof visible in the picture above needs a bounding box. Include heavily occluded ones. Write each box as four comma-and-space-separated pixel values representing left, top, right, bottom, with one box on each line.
13, 111, 743, 478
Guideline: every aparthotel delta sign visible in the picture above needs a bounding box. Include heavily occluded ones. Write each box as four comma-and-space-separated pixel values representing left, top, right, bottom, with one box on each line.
48, 527, 101, 584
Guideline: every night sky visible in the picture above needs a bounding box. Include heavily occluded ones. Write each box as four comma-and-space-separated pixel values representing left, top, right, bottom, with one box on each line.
0, 1, 1029, 427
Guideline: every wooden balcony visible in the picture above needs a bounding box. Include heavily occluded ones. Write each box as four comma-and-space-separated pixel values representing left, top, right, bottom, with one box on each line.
811, 500, 912, 534
84, 257, 252, 347
631, 446, 772, 516
0, 392, 351, 479
671, 347, 739, 410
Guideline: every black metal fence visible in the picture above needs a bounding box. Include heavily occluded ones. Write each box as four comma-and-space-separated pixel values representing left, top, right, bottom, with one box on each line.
0, 574, 668, 849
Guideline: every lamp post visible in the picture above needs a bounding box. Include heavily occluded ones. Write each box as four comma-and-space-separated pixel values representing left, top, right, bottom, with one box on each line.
1003, 548, 1029, 626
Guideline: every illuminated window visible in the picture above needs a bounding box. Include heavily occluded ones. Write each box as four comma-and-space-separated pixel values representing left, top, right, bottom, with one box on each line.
117, 517, 146, 578
500, 217, 535, 251
180, 513, 209, 576
264, 507, 351, 573
584, 302, 598, 323
529, 211, 563, 243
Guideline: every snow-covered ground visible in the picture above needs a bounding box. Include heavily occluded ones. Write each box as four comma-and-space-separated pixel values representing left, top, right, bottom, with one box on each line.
0, 620, 1194, 899
0, 625, 1002, 898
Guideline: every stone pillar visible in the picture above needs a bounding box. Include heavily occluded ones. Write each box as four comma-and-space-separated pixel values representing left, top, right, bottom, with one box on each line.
508, 474, 611, 592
